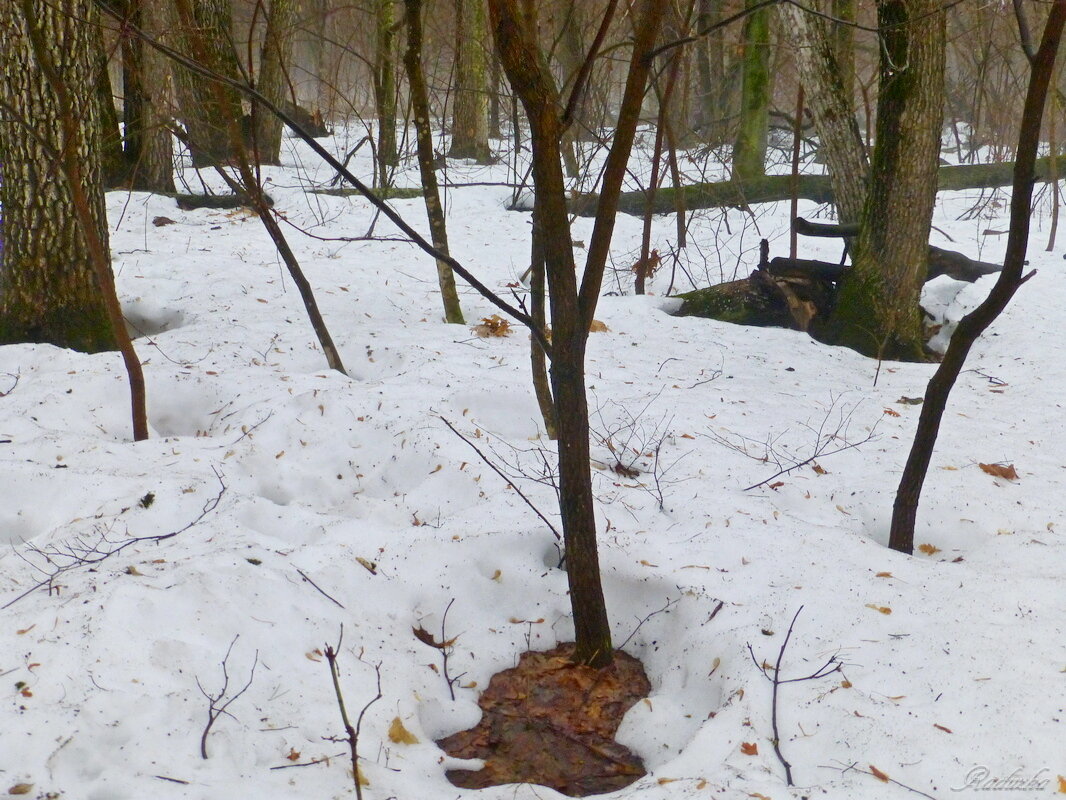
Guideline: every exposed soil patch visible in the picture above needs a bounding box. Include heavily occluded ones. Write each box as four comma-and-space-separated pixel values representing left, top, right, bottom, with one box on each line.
438, 643, 651, 797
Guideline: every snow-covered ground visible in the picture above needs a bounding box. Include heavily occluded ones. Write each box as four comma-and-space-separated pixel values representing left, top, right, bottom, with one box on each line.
2, 129, 1063, 800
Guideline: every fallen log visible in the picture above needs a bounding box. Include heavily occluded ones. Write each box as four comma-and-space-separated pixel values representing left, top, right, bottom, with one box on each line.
572, 155, 1066, 217
789, 217, 1004, 282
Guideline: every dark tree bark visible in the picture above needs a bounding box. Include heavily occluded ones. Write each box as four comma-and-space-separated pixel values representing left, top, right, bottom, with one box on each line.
889, 0, 1066, 553
93, 26, 126, 187
0, 0, 118, 353
372, 0, 399, 186
403, 0, 465, 323
252, 0, 298, 165
489, 0, 667, 668
172, 0, 245, 167
119, 0, 175, 192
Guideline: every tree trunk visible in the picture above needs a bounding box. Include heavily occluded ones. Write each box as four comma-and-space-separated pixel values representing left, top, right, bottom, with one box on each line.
776, 0, 867, 222
403, 0, 465, 323
253, 0, 298, 165
0, 0, 118, 353
831, 0, 946, 359
489, 0, 605, 667
172, 0, 245, 167
890, 0, 1066, 553
490, 0, 667, 668
732, 0, 771, 180
120, 0, 175, 193
94, 25, 125, 188
450, 0, 492, 162
372, 0, 398, 187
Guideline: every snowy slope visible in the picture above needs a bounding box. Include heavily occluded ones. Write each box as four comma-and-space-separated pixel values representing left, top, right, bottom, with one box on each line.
1, 132, 1063, 800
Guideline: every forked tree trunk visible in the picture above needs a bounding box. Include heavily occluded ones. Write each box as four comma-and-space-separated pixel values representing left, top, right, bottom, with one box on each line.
449, 0, 492, 162
403, 0, 465, 323
253, 0, 298, 165
0, 0, 118, 353
489, 0, 667, 668
831, 0, 946, 359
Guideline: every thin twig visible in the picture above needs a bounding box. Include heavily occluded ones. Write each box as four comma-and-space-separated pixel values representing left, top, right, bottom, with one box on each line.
439, 415, 560, 541
748, 607, 841, 786
324, 629, 382, 800
198, 635, 259, 759
295, 568, 346, 609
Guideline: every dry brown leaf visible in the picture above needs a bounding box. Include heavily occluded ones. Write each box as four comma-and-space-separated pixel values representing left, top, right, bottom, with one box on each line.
412, 626, 456, 650
589, 320, 610, 333
657, 777, 678, 785
306, 649, 323, 662
16, 625, 35, 635
740, 742, 759, 755
917, 543, 942, 555
748, 793, 772, 800
811, 463, 827, 474
979, 462, 1019, 480
869, 764, 890, 782
7, 784, 33, 796
286, 747, 301, 761
933, 724, 953, 733
472, 315, 512, 337
875, 572, 893, 578
388, 716, 419, 744
356, 557, 377, 574
1057, 775, 1066, 793
883, 407, 901, 417
865, 604, 892, 615
841, 679, 852, 688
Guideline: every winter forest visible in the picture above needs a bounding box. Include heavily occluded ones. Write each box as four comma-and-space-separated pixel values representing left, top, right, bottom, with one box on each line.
1, 0, 1064, 797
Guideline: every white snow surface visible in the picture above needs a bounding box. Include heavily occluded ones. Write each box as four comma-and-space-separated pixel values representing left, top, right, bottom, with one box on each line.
2, 131, 1064, 800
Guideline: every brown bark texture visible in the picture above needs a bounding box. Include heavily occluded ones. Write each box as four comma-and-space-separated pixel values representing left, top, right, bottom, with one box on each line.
253, 0, 298, 165
0, 0, 118, 353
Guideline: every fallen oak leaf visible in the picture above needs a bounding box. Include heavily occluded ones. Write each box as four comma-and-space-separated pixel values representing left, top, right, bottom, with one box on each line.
740, 742, 759, 755
869, 764, 890, 782
979, 462, 1019, 481
917, 543, 941, 555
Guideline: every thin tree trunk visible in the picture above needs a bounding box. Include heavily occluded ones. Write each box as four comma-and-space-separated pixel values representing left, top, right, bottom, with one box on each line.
372, 0, 398, 187
94, 27, 125, 187
490, 0, 667, 668
890, 0, 1066, 552
403, 0, 465, 323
